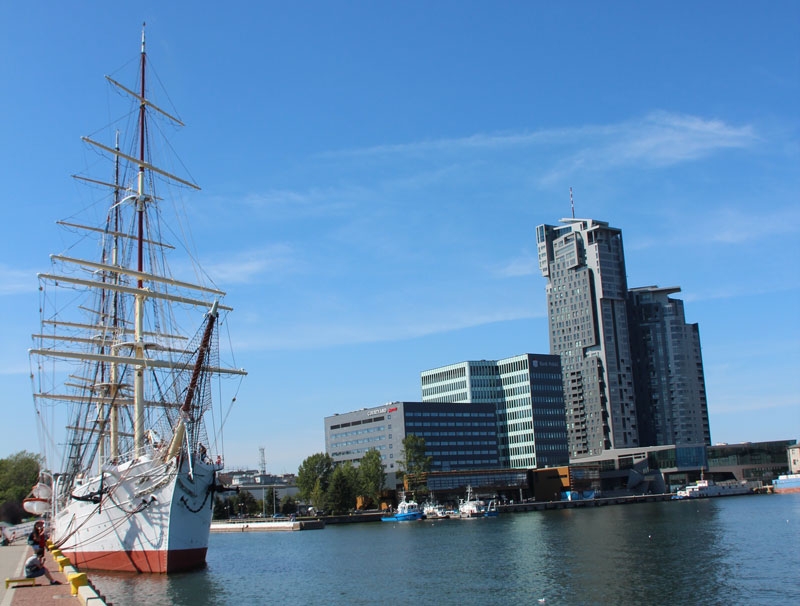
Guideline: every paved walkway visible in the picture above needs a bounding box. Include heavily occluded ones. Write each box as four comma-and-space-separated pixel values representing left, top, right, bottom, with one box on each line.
0, 541, 74, 606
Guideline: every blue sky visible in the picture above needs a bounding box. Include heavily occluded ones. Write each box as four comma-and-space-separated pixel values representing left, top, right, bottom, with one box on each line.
1, 2, 798, 474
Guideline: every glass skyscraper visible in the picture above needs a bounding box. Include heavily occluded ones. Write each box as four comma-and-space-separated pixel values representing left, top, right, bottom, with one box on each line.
628, 286, 711, 446
421, 354, 569, 469
537, 218, 639, 458
537, 217, 711, 459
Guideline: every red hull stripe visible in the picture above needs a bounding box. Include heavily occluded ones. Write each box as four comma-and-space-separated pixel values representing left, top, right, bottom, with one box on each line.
62, 547, 207, 574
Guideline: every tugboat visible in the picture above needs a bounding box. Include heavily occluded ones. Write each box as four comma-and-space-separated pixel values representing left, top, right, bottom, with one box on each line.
381, 494, 424, 522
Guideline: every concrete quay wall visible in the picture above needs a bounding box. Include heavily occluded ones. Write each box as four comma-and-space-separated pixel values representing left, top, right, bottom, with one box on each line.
499, 493, 675, 512
210, 519, 325, 532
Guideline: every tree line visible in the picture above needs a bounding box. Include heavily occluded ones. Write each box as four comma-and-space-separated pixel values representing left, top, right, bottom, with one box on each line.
213, 435, 432, 518
0, 451, 41, 524
294, 435, 431, 514
2, 435, 432, 522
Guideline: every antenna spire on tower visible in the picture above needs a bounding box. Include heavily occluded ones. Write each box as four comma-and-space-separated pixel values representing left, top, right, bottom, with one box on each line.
570, 187, 575, 218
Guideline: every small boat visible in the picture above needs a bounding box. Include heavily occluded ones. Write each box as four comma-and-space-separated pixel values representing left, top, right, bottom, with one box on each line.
772, 473, 800, 494
458, 485, 486, 518
22, 482, 53, 516
381, 494, 424, 522
673, 478, 752, 499
421, 494, 450, 519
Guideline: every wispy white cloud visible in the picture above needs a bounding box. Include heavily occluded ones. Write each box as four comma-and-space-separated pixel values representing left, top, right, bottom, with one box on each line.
205, 111, 770, 352
680, 281, 800, 304
538, 112, 758, 185
608, 112, 757, 165
320, 112, 758, 179
708, 394, 799, 414
232, 303, 545, 352
204, 244, 305, 285
318, 129, 563, 159
0, 360, 30, 375
216, 112, 762, 244
0, 264, 36, 295
240, 185, 365, 218
494, 252, 539, 278
627, 205, 800, 253
707, 207, 800, 244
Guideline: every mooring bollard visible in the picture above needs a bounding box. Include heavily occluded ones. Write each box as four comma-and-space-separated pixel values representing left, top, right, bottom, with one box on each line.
67, 572, 87, 596
56, 555, 71, 572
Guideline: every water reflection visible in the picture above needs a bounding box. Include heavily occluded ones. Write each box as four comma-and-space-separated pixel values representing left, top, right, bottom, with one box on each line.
90, 495, 800, 605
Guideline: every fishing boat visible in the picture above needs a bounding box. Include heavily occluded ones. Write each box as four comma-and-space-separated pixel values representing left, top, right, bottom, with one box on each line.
381, 494, 424, 522
421, 493, 450, 519
27, 26, 246, 573
458, 485, 486, 518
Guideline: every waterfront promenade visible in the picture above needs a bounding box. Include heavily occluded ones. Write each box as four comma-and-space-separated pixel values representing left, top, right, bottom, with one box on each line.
0, 542, 72, 606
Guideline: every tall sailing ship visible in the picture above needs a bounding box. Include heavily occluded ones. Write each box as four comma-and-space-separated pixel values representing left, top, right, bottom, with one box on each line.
27, 27, 247, 573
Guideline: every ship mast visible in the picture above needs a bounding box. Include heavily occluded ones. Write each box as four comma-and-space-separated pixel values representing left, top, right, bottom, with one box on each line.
97, 130, 123, 470
30, 26, 246, 475
134, 23, 148, 457
109, 130, 122, 462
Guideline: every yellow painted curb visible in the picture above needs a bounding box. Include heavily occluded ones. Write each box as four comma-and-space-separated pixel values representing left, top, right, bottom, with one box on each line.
67, 572, 88, 596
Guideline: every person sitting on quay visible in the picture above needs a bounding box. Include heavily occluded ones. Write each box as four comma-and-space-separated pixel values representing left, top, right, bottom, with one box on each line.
28, 520, 47, 556
24, 553, 61, 585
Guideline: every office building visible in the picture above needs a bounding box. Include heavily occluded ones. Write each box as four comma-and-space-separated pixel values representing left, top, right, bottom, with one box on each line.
627, 286, 711, 446
421, 353, 569, 469
536, 218, 639, 458
324, 401, 500, 487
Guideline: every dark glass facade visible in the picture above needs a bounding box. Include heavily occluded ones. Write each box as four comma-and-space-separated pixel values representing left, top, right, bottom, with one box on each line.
706, 441, 795, 467
403, 402, 500, 471
426, 469, 528, 492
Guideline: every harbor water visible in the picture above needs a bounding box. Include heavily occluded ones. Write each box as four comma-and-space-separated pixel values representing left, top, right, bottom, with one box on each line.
90, 494, 800, 605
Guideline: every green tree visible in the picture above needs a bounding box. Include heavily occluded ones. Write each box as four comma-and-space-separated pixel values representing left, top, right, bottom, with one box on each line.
262, 487, 278, 516
213, 496, 228, 520
310, 478, 327, 512
328, 462, 358, 514
297, 453, 333, 502
235, 489, 259, 517
280, 494, 297, 515
358, 449, 386, 508
0, 451, 42, 524
213, 491, 259, 519
398, 435, 432, 494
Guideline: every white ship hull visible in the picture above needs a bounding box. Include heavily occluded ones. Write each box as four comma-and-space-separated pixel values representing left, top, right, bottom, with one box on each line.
674, 479, 752, 499
53, 454, 217, 573
773, 473, 800, 494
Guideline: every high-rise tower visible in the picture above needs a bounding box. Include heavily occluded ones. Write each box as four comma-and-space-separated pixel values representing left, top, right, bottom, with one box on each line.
627, 286, 711, 446
536, 218, 639, 458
